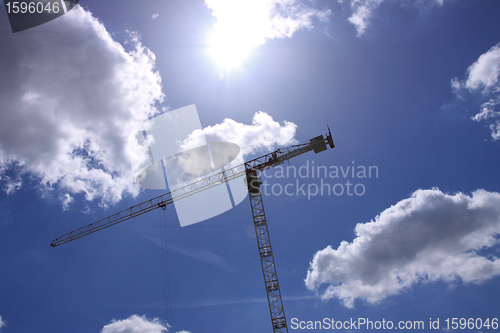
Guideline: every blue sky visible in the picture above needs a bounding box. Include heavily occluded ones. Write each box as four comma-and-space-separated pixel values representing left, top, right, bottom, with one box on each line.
1, 0, 500, 332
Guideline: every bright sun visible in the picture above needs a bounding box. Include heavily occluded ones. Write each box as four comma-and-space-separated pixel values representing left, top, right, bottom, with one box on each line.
206, 0, 322, 71
206, 1, 270, 70
208, 30, 254, 70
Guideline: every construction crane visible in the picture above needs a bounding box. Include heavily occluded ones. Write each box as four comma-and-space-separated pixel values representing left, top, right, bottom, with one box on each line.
51, 127, 335, 333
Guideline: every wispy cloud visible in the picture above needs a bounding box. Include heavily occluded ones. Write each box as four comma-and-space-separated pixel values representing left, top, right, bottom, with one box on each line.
140, 231, 235, 272
140, 294, 317, 309
0, 316, 6, 330
305, 188, 500, 308
343, 0, 384, 36
169, 243, 235, 273
451, 43, 500, 140
339, 0, 447, 36
0, 6, 164, 207
61, 193, 74, 211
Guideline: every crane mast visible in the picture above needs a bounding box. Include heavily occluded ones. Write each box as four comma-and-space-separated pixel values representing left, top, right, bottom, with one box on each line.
51, 128, 335, 333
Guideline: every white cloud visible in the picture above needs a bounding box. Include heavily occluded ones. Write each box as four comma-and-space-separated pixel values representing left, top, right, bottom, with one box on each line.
0, 6, 164, 206
61, 193, 74, 211
181, 111, 297, 157
305, 188, 500, 308
490, 121, 500, 141
340, 0, 446, 36
471, 99, 500, 122
152, 13, 159, 19
452, 43, 500, 140
465, 44, 500, 92
344, 0, 384, 36
100, 315, 191, 333
1, 172, 22, 194
101, 315, 168, 333
0, 315, 6, 329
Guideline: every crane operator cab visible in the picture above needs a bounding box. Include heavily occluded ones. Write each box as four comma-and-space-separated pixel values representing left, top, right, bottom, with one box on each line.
246, 171, 262, 196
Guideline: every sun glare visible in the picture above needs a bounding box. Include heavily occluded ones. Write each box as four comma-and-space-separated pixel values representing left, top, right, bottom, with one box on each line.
206, 0, 272, 70
208, 30, 254, 70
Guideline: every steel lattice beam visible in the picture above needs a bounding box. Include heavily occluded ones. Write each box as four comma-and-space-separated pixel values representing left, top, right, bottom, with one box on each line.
246, 165, 288, 333
50, 164, 247, 247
